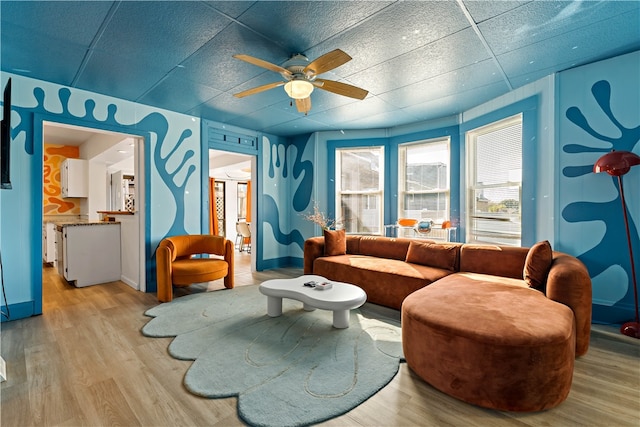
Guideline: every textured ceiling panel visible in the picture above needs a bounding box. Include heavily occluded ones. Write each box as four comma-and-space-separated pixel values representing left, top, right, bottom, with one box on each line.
75, 51, 170, 101
306, 0, 470, 78
94, 1, 230, 70
176, 23, 290, 91
2, 1, 638, 137
378, 59, 506, 109
138, 76, 222, 114
480, 1, 640, 55
1, 23, 88, 85
234, 1, 394, 54
0, 1, 113, 45
203, 1, 255, 20
499, 11, 640, 85
349, 27, 491, 95
462, 0, 530, 24
402, 81, 508, 122
227, 105, 301, 130
263, 116, 334, 136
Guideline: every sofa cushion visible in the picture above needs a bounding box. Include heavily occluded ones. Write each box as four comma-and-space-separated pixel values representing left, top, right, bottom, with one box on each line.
459, 244, 529, 279
405, 241, 460, 271
324, 229, 346, 256
357, 236, 416, 260
524, 240, 553, 290
313, 254, 452, 309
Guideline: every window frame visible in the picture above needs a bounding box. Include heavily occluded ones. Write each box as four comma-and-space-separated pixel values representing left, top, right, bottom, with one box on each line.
460, 96, 538, 247
334, 145, 385, 235
466, 114, 523, 246
398, 137, 451, 225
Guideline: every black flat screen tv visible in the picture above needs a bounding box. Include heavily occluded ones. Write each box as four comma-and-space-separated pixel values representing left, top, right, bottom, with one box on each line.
1, 78, 12, 190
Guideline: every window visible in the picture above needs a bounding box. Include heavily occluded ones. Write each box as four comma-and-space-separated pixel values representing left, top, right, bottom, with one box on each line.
399, 138, 450, 224
335, 147, 384, 234
466, 114, 522, 246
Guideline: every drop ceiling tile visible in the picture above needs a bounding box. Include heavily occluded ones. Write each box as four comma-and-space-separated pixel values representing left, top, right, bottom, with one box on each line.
378, 59, 506, 109
189, 101, 241, 125
480, 1, 640, 55
75, 51, 170, 101
138, 77, 222, 114
227, 106, 300, 130
94, 2, 231, 70
309, 96, 393, 126
498, 13, 640, 85
348, 27, 490, 95
234, 1, 393, 53
0, 1, 113, 45
462, 0, 531, 24
1, 23, 87, 84
402, 81, 508, 121
304, 0, 469, 77
342, 107, 421, 130
175, 23, 290, 91
263, 117, 334, 137
203, 1, 255, 19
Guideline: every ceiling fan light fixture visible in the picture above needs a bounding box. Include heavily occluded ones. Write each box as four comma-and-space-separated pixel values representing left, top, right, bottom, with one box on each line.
284, 80, 314, 99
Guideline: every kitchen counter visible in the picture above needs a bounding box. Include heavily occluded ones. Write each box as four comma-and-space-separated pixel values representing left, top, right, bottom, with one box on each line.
55, 221, 121, 287
54, 221, 120, 231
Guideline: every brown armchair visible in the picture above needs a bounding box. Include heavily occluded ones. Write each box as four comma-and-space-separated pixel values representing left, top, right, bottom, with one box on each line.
156, 234, 234, 302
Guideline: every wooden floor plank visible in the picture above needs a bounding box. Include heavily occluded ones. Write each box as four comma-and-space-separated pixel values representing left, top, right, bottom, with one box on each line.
1, 253, 639, 426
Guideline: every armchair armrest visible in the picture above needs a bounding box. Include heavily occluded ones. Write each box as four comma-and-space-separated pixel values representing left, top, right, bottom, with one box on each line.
156, 243, 173, 302
223, 238, 234, 289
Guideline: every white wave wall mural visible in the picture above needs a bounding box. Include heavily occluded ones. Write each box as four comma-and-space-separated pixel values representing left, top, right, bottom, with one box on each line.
0, 73, 201, 319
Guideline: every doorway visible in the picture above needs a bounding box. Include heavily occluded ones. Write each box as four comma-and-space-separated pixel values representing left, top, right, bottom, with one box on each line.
209, 149, 256, 270
41, 121, 146, 294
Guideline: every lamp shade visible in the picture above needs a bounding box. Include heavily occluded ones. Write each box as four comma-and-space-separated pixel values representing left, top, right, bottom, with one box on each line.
593, 150, 640, 176
284, 80, 314, 99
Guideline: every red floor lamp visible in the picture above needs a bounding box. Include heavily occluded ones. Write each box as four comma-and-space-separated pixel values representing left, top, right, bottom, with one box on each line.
593, 149, 640, 338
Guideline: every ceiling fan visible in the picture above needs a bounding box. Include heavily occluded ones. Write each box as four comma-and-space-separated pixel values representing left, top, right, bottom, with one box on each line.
232, 49, 368, 114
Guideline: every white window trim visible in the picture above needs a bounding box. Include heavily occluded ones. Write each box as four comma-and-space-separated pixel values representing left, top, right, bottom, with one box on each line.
335, 146, 385, 234
398, 137, 450, 223
465, 114, 523, 246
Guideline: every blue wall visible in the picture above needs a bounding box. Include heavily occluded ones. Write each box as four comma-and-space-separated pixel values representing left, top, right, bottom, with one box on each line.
0, 73, 202, 320
2, 50, 639, 325
557, 51, 640, 324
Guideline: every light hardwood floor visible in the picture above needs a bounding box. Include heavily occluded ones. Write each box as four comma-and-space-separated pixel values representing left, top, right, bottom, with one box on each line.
1, 253, 639, 426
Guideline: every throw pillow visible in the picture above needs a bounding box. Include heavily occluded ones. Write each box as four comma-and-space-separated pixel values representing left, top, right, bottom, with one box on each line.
405, 241, 459, 271
324, 229, 346, 256
524, 240, 553, 290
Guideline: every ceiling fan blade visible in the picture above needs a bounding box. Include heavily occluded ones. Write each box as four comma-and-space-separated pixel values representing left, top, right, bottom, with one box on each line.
233, 81, 284, 98
295, 97, 311, 114
233, 54, 292, 77
315, 79, 368, 100
303, 49, 352, 76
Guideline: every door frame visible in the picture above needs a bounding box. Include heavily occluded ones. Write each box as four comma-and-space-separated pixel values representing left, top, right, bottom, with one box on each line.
35, 113, 149, 313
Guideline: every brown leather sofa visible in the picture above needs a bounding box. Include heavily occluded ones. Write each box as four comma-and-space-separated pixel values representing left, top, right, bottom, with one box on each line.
304, 234, 592, 411
156, 235, 234, 302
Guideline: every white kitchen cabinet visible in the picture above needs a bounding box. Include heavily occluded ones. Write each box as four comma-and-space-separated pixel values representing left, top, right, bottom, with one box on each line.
61, 158, 88, 198
58, 223, 121, 287
42, 222, 57, 264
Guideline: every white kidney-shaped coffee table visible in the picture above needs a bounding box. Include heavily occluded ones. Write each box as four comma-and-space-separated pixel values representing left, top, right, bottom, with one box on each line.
259, 275, 367, 328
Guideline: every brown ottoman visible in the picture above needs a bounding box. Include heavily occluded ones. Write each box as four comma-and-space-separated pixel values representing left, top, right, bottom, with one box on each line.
402, 276, 576, 412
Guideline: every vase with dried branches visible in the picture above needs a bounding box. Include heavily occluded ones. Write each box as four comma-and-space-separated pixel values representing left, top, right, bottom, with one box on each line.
302, 203, 342, 231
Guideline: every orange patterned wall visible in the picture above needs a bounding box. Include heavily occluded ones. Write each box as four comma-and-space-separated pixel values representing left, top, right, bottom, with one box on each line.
43, 145, 81, 215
